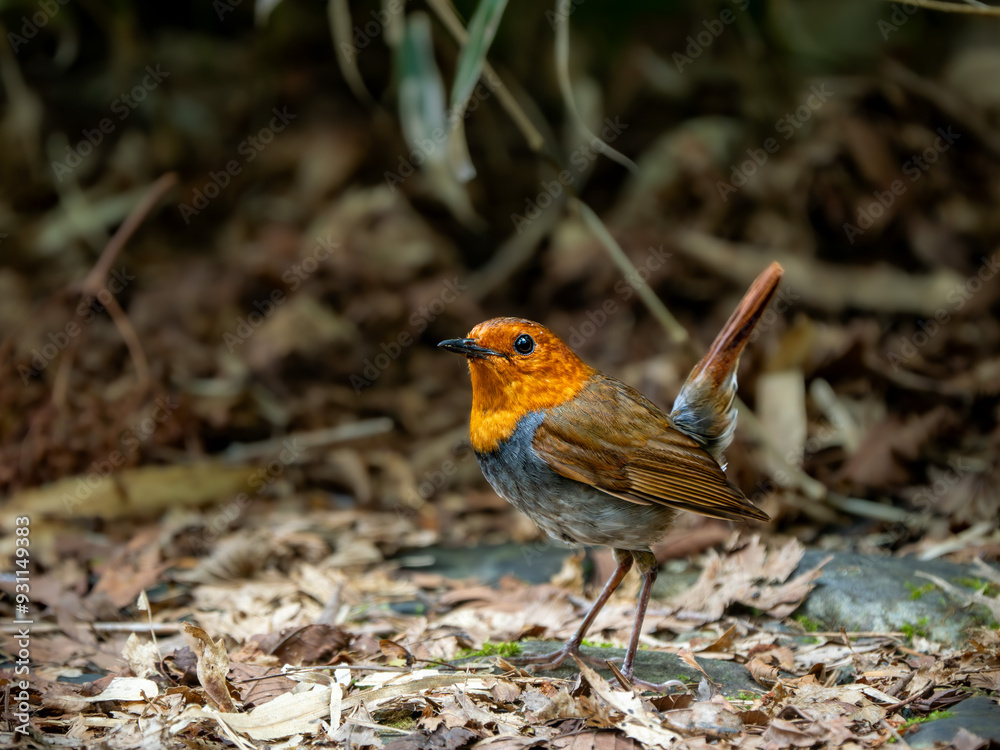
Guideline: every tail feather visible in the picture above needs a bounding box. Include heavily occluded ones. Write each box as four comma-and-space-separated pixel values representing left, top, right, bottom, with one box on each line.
670, 262, 784, 465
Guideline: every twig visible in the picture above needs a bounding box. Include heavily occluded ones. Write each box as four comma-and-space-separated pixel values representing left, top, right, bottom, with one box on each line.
883, 59, 1000, 160
468, 192, 565, 299
972, 558, 1000, 587
916, 521, 996, 560
824, 493, 917, 523
102, 293, 151, 390
672, 229, 966, 316
80, 173, 178, 298
882, 0, 1000, 14
915, 571, 1000, 620
424, 0, 545, 152
219, 418, 394, 463
0, 622, 185, 634
53, 173, 178, 406
573, 198, 689, 344
808, 631, 904, 638
553, 0, 636, 173
328, 0, 378, 108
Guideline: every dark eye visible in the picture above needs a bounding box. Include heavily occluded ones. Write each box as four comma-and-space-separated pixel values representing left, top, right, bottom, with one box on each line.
513, 334, 535, 355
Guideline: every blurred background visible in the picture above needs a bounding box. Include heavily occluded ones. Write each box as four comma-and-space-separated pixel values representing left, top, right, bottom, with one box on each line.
2, 0, 1000, 582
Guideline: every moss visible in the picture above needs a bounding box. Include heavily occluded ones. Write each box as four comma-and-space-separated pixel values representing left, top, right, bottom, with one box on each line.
904, 581, 936, 600
953, 577, 1000, 597
581, 639, 615, 648
900, 617, 930, 641
379, 709, 418, 730
458, 640, 522, 659
901, 709, 955, 729
889, 710, 958, 742
793, 614, 822, 632
736, 691, 757, 701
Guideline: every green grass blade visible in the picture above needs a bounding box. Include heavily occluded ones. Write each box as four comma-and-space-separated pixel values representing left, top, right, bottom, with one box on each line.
397, 12, 449, 161
449, 0, 509, 116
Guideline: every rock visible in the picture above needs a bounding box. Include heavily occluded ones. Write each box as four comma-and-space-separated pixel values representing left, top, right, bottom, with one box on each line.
794, 551, 1000, 646
460, 640, 762, 698
397, 542, 572, 585
906, 696, 1000, 748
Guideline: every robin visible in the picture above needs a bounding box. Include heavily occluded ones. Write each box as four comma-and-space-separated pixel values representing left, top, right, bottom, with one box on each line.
439, 262, 782, 687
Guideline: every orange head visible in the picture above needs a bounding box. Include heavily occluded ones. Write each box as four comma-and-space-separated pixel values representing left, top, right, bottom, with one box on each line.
439, 318, 594, 453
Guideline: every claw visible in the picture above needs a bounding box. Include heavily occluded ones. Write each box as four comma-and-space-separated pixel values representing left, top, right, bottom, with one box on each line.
507, 644, 622, 672
628, 675, 688, 693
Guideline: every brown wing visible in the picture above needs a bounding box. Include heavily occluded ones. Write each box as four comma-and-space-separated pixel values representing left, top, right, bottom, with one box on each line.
533, 375, 769, 522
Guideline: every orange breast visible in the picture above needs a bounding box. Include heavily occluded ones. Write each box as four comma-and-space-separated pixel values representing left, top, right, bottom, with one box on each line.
468, 357, 593, 453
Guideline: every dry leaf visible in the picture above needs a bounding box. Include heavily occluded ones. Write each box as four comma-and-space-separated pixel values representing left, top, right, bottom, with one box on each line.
252, 624, 352, 665
182, 622, 237, 712
122, 633, 160, 680
380, 638, 415, 666
83, 676, 159, 703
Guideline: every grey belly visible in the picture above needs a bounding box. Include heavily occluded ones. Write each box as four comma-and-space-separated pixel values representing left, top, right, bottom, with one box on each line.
476, 411, 676, 550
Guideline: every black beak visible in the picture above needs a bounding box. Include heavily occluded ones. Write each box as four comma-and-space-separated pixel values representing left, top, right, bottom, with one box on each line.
437, 338, 504, 360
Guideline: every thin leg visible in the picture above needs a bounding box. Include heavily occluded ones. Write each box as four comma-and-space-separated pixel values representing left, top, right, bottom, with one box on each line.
622, 549, 657, 679
509, 549, 633, 671
623, 550, 686, 693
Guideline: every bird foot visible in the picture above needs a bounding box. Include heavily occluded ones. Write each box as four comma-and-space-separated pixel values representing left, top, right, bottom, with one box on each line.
605, 659, 688, 693
507, 644, 620, 672
625, 673, 688, 693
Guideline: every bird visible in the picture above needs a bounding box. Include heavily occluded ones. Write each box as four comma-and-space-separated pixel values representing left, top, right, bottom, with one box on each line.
438, 261, 782, 688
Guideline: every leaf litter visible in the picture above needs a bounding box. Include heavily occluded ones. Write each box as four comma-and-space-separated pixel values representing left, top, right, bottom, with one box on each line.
3, 4, 1000, 750
3, 519, 998, 749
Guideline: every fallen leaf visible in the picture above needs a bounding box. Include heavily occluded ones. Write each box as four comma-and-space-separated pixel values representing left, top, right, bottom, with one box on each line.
182, 623, 237, 712
383, 725, 478, 750
576, 659, 681, 748
761, 717, 822, 747
177, 684, 334, 741
83, 676, 160, 703
252, 624, 351, 665
746, 656, 781, 688
380, 638, 415, 666
122, 633, 161, 680
228, 661, 298, 708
